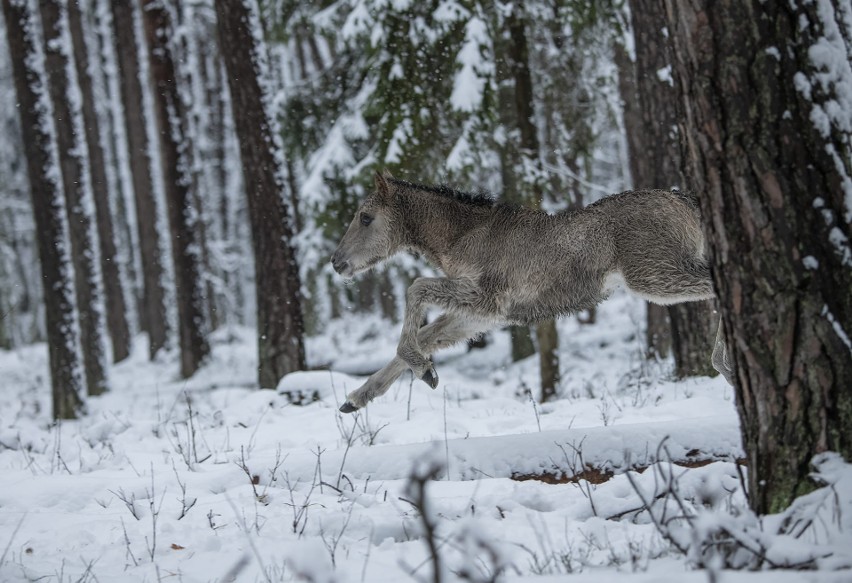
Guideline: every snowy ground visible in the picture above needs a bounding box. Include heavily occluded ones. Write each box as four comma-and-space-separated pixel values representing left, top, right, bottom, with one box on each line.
0, 292, 850, 582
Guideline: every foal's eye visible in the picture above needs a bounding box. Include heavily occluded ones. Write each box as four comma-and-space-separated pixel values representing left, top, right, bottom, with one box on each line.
360, 213, 374, 227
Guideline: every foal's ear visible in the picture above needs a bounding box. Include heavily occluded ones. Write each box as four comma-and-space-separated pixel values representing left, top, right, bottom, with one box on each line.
374, 170, 394, 203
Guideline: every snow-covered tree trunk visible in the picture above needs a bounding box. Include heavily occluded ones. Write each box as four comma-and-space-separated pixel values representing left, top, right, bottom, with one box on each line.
40, 0, 110, 396
665, 0, 852, 513
67, 0, 131, 363
174, 2, 218, 332
209, 56, 250, 329
140, 0, 209, 379
621, 0, 717, 378
215, 0, 306, 389
91, 0, 140, 343
0, 7, 41, 350
3, 0, 85, 417
110, 0, 170, 359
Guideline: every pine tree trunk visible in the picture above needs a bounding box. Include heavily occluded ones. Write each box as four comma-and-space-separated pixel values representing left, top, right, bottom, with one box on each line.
215, 0, 306, 389
4, 0, 85, 418
93, 0, 141, 339
40, 0, 110, 396
665, 0, 852, 513
68, 0, 131, 363
645, 303, 671, 359
493, 12, 536, 365
503, 8, 561, 401
175, 3, 218, 332
141, 0, 209, 378
620, 0, 716, 375
111, 0, 169, 358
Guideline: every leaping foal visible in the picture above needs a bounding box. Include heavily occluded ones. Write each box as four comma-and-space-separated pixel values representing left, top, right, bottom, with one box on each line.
331, 171, 732, 413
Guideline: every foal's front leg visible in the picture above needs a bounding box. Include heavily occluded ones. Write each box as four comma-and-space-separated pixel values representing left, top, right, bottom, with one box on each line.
397, 277, 482, 387
340, 313, 490, 412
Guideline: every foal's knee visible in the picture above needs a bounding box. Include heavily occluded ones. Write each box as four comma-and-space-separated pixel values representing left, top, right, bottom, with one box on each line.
406, 278, 430, 305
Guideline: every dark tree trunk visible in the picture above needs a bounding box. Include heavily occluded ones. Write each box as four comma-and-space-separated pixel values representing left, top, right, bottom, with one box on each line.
215, 0, 306, 389
668, 303, 717, 377
4, 0, 85, 418
665, 0, 852, 513
40, 0, 110, 396
111, 0, 169, 358
496, 98, 536, 363
68, 0, 131, 363
141, 0, 209, 378
494, 11, 536, 366
645, 303, 672, 359
504, 8, 561, 401
620, 0, 716, 376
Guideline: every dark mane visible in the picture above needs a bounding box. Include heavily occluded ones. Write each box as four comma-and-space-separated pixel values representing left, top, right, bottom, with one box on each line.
390, 178, 496, 207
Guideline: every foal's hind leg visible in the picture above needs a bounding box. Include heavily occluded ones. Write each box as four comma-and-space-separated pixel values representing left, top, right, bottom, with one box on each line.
623, 258, 737, 382
340, 314, 490, 412
622, 258, 715, 305
711, 319, 735, 384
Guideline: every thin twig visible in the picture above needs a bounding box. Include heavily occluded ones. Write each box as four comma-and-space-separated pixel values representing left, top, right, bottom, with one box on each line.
0, 514, 25, 567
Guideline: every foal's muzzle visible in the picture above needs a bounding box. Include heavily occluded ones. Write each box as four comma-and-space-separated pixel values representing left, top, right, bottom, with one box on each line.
331, 250, 350, 276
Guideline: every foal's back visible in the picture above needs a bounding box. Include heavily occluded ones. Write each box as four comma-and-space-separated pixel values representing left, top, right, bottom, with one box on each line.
471, 189, 712, 322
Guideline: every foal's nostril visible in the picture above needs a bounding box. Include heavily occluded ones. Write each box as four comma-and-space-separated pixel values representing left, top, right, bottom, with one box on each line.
331, 252, 349, 275
333, 260, 350, 275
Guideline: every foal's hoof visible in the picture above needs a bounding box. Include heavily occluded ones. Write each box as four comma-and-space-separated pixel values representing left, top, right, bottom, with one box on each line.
339, 401, 359, 414
421, 367, 439, 389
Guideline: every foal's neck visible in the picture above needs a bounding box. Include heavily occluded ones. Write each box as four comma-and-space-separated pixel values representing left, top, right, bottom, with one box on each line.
398, 189, 486, 271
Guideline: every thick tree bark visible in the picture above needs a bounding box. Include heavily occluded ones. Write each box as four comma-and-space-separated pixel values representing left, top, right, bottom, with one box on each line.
504, 8, 561, 401
68, 0, 131, 363
215, 0, 306, 389
665, 0, 852, 513
621, 0, 716, 377
141, 0, 209, 378
4, 0, 85, 418
111, 0, 169, 358
40, 0, 110, 396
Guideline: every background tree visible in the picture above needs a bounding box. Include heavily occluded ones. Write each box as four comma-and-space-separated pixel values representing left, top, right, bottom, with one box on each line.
110, 0, 171, 359
0, 8, 41, 349
68, 0, 132, 363
3, 0, 85, 418
620, 0, 716, 377
141, 0, 210, 378
40, 0, 110, 395
665, 0, 852, 513
498, 5, 561, 400
216, 0, 306, 388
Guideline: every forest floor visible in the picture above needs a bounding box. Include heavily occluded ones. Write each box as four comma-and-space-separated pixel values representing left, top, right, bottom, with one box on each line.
0, 291, 850, 582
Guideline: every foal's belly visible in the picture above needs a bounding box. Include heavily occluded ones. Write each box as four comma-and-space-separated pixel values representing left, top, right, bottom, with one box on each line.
505, 273, 615, 324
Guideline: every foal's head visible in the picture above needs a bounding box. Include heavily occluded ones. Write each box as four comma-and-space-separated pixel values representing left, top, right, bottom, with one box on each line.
331, 171, 401, 278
